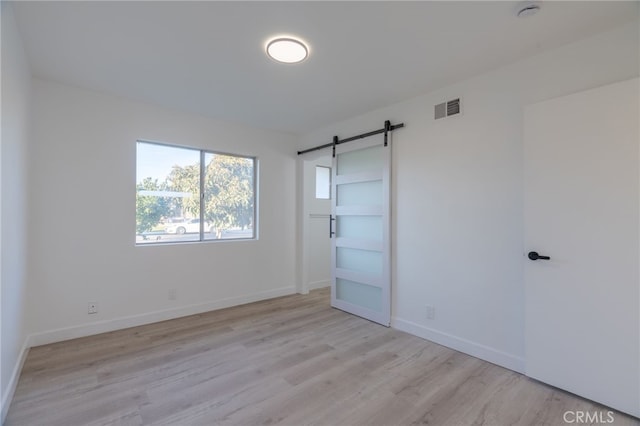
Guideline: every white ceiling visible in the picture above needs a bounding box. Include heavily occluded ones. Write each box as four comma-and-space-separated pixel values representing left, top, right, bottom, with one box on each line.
12, 1, 639, 134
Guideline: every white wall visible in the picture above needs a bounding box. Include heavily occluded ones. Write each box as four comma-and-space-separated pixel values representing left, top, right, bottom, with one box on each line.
1, 2, 32, 421
302, 155, 331, 292
27, 79, 298, 344
299, 21, 639, 372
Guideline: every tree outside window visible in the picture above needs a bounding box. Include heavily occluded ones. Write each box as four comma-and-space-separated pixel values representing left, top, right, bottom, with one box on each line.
135, 141, 256, 244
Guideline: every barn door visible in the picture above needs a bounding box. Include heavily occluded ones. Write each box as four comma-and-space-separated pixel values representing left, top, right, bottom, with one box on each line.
331, 134, 391, 326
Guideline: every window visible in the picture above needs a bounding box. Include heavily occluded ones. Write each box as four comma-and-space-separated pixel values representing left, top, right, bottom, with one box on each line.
315, 166, 331, 199
136, 141, 256, 244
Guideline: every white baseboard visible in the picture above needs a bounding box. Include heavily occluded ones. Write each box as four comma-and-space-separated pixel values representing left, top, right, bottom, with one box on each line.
392, 317, 525, 374
3, 291, 523, 423
1, 336, 30, 424
2, 287, 295, 421
29, 286, 296, 347
307, 280, 331, 291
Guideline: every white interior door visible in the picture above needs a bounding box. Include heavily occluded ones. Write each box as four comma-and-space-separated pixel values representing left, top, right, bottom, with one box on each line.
331, 134, 390, 326
524, 78, 639, 417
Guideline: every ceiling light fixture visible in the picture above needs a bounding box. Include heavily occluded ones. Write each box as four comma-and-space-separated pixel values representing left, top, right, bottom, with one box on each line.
266, 37, 309, 64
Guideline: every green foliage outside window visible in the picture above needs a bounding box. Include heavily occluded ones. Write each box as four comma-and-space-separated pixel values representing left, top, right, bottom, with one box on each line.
136, 143, 255, 241
136, 177, 171, 235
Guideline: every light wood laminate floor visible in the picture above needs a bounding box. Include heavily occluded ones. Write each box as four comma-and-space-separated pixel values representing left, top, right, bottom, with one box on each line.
6, 288, 639, 426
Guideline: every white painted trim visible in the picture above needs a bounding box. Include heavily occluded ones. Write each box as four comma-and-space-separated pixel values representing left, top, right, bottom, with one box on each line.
1, 337, 30, 424
336, 205, 383, 216
335, 268, 382, 287
307, 280, 331, 290
335, 170, 382, 185
1, 287, 295, 419
392, 317, 525, 374
29, 286, 295, 347
336, 237, 383, 252
296, 157, 306, 295
309, 213, 330, 219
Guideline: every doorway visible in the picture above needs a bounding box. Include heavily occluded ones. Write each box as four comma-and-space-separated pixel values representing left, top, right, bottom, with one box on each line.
299, 154, 332, 294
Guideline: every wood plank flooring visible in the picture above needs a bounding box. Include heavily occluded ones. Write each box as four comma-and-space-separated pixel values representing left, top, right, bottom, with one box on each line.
6, 288, 639, 426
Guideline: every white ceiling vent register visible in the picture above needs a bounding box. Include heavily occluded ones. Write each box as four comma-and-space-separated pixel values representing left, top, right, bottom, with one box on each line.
434, 98, 461, 120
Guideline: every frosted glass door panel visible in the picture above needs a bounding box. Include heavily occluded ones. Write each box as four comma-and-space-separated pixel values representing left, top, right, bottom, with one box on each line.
337, 247, 382, 275
336, 216, 382, 241
337, 146, 383, 175
336, 180, 382, 207
336, 279, 382, 313
331, 134, 390, 327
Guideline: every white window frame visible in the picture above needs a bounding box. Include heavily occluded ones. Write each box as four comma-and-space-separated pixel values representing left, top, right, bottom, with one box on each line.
136, 140, 258, 245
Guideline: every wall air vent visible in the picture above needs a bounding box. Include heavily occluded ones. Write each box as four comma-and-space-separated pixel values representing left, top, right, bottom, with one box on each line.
434, 98, 461, 120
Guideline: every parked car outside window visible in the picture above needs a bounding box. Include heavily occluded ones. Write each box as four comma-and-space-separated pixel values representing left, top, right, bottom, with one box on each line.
164, 218, 215, 234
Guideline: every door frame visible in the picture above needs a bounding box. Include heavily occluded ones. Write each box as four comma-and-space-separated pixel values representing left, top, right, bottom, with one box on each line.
297, 151, 334, 295
523, 78, 639, 417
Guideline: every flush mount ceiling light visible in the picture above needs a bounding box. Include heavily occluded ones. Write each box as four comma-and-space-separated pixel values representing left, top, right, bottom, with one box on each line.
266, 37, 309, 64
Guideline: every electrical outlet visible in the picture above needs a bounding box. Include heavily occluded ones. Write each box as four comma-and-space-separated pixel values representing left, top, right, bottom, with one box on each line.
168, 289, 177, 300
426, 305, 435, 320
88, 302, 98, 314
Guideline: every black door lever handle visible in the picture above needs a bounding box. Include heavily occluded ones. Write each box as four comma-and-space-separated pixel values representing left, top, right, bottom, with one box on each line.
528, 251, 550, 261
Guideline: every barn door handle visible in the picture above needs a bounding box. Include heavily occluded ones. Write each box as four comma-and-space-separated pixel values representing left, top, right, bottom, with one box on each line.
528, 251, 550, 261
329, 215, 336, 238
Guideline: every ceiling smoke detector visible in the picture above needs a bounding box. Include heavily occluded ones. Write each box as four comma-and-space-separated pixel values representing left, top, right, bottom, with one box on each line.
517, 2, 541, 18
